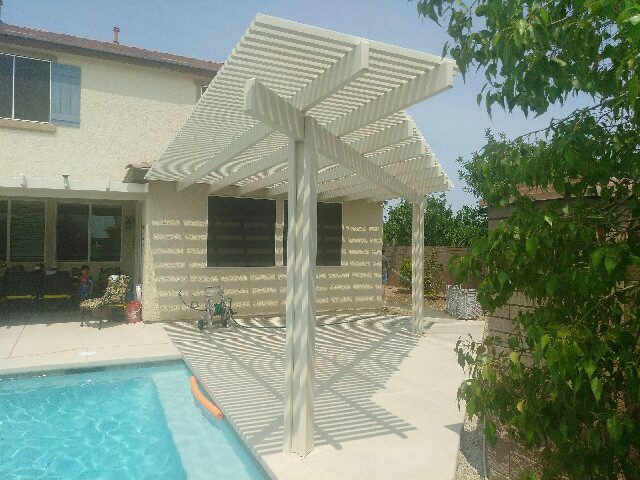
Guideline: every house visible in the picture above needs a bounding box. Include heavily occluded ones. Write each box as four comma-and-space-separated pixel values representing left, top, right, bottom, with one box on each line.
0, 16, 453, 328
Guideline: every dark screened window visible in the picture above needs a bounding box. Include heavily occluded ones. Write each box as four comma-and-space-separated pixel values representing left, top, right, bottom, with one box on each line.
283, 202, 342, 266
10, 201, 45, 262
0, 55, 12, 119
56, 204, 89, 261
0, 54, 50, 122
91, 205, 122, 261
14, 56, 50, 122
207, 196, 276, 267
56, 203, 122, 262
0, 201, 7, 261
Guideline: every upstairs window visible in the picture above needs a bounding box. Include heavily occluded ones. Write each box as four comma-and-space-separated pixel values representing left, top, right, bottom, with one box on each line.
207, 196, 276, 267
0, 53, 50, 122
283, 202, 342, 266
0, 54, 81, 126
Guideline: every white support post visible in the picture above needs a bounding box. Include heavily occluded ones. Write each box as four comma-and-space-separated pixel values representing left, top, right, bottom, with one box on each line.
283, 116, 317, 456
412, 199, 425, 334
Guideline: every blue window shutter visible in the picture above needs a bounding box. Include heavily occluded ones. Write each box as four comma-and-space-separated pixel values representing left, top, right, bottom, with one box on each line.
51, 63, 81, 127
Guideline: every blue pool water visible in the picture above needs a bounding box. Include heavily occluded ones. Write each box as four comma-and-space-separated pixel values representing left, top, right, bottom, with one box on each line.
0, 363, 266, 480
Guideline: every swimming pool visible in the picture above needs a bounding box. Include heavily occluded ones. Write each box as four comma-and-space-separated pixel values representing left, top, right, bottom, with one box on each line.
0, 363, 267, 480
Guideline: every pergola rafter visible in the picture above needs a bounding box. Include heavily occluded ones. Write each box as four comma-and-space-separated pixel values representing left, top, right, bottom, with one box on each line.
146, 14, 458, 457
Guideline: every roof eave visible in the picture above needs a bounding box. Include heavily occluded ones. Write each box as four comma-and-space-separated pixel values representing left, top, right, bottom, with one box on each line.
0, 33, 222, 77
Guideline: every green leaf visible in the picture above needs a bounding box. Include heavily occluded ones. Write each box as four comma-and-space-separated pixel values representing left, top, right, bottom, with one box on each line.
540, 334, 551, 350
545, 277, 558, 296
591, 377, 602, 401
607, 415, 623, 443
485, 419, 497, 446
604, 256, 618, 274
591, 248, 606, 268
525, 236, 539, 255
510, 351, 520, 364
498, 271, 509, 287
584, 359, 597, 379
628, 77, 638, 110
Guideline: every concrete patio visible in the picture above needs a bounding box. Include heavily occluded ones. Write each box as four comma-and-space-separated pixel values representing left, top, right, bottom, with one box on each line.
166, 311, 483, 480
0, 306, 180, 375
0, 304, 483, 479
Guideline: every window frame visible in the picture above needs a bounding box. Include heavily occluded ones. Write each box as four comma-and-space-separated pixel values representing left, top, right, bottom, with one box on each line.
0, 52, 52, 123
206, 195, 277, 268
55, 201, 123, 263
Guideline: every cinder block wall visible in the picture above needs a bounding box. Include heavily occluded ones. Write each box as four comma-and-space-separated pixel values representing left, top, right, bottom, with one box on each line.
485, 204, 538, 480
383, 245, 471, 289
141, 182, 383, 322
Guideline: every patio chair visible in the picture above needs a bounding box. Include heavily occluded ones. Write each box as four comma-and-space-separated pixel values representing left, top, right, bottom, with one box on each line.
80, 274, 130, 329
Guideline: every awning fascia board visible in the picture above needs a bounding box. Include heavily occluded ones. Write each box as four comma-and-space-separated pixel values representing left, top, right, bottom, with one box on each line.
0, 176, 148, 200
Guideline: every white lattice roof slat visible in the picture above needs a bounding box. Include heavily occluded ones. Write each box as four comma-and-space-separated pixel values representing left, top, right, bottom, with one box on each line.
147, 13, 457, 202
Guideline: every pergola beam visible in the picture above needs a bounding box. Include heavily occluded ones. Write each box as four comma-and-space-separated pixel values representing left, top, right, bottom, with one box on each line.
316, 156, 438, 198
341, 177, 451, 203
177, 41, 370, 191
244, 79, 423, 203
208, 145, 288, 194
325, 61, 454, 137
308, 118, 423, 204
176, 122, 273, 191
260, 123, 418, 197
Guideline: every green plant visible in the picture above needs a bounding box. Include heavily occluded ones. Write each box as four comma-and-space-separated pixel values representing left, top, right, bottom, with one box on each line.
383, 195, 487, 246
415, 0, 640, 477
397, 248, 444, 297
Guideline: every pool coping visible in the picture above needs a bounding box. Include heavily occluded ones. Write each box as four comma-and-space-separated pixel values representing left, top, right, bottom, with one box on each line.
0, 353, 183, 377
0, 356, 183, 380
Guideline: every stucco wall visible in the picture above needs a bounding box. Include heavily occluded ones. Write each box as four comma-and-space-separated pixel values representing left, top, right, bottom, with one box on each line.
0, 43, 208, 182
141, 182, 383, 322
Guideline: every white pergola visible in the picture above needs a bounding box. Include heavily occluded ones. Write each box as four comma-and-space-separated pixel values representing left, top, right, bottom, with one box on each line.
147, 14, 456, 456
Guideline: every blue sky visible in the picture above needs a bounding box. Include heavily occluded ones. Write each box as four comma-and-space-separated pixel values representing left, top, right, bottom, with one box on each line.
2, 0, 588, 211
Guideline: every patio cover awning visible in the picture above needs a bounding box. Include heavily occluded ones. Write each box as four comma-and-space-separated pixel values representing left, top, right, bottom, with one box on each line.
147, 14, 458, 458
146, 14, 456, 202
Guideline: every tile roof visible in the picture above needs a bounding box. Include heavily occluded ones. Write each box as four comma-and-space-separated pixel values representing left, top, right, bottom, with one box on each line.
0, 22, 222, 76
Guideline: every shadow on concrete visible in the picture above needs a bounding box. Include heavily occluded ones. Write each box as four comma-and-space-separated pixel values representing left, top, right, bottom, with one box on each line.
165, 313, 420, 456
0, 303, 125, 329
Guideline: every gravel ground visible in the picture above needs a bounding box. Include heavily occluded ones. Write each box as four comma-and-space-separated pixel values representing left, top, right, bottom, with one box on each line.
383, 285, 446, 311
456, 414, 486, 480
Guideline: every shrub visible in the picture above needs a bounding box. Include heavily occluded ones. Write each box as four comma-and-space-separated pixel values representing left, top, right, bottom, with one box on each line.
397, 248, 443, 297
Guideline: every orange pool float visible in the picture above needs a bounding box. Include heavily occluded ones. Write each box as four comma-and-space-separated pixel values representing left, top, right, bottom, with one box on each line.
189, 376, 223, 419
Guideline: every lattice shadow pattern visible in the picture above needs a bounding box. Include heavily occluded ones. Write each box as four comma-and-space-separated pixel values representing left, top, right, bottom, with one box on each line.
164, 314, 419, 455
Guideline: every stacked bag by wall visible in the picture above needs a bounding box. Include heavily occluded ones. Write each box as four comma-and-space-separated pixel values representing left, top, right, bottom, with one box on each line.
445, 285, 482, 319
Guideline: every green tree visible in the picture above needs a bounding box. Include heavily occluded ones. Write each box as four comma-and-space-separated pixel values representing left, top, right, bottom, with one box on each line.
383, 194, 487, 246
415, 0, 640, 478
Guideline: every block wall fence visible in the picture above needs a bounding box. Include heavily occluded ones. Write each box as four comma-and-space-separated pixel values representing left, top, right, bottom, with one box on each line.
382, 245, 471, 290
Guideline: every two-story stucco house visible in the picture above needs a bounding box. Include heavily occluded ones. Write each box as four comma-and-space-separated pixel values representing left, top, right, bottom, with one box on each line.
0, 21, 406, 322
